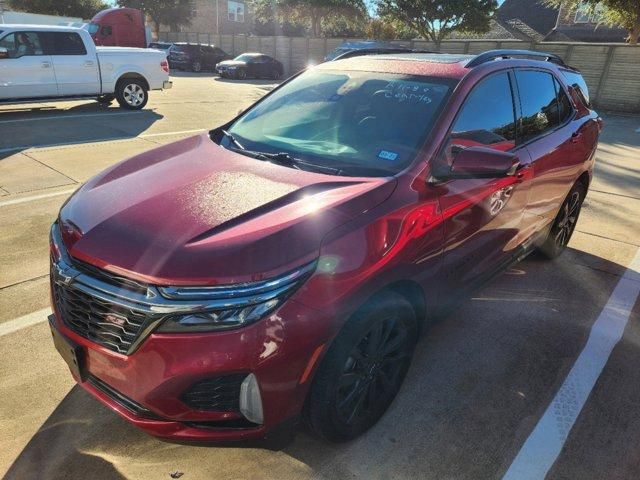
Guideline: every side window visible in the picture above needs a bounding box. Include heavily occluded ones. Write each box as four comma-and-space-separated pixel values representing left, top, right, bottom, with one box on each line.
0, 32, 44, 58
515, 70, 560, 143
213, 48, 225, 55
445, 72, 516, 162
49, 32, 87, 55
554, 78, 573, 123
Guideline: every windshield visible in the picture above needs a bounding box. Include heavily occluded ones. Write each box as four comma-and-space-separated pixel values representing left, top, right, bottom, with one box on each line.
225, 69, 455, 177
87, 23, 99, 34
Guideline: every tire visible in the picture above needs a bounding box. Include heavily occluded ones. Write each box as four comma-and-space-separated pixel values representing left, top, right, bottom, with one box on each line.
191, 60, 202, 72
236, 68, 247, 80
96, 94, 114, 105
271, 68, 282, 80
305, 291, 418, 442
115, 79, 148, 110
539, 182, 586, 259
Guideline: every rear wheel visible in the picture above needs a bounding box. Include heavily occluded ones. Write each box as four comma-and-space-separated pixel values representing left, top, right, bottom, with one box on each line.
271, 68, 282, 80
539, 182, 586, 259
191, 60, 202, 72
305, 292, 417, 442
115, 79, 148, 110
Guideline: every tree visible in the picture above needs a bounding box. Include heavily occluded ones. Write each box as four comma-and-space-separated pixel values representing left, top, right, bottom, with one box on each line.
117, 0, 193, 34
544, 0, 640, 44
376, 0, 497, 48
366, 16, 418, 40
252, 0, 368, 37
7, 0, 108, 18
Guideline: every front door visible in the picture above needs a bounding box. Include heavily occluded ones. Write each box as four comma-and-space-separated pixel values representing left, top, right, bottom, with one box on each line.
437, 71, 533, 287
47, 31, 100, 96
0, 31, 58, 99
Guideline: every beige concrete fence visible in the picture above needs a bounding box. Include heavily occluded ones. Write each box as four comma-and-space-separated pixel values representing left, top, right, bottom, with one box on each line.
159, 32, 640, 113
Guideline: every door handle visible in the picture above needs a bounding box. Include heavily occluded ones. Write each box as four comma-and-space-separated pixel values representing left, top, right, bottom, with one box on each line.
84, 60, 95, 67
41, 61, 52, 68
515, 165, 533, 183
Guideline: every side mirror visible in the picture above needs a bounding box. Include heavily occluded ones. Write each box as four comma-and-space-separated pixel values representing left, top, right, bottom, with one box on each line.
444, 146, 519, 179
0, 47, 8, 59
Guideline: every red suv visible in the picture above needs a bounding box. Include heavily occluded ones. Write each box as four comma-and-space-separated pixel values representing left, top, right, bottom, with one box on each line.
49, 50, 601, 443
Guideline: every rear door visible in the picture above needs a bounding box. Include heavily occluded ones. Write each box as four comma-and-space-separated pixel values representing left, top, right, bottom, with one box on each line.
513, 70, 582, 231
0, 31, 57, 99
438, 71, 533, 286
46, 31, 100, 96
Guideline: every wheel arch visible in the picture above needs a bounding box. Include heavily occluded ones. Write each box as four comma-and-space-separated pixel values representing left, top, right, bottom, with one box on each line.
116, 72, 149, 91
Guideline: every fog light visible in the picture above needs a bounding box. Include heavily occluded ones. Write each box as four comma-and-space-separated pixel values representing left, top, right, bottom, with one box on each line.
239, 373, 263, 424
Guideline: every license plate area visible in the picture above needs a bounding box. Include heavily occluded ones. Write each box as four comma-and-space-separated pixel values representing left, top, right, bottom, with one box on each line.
49, 315, 86, 382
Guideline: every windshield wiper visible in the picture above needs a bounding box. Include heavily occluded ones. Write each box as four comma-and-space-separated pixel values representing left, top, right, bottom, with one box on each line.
220, 131, 341, 175
221, 129, 245, 150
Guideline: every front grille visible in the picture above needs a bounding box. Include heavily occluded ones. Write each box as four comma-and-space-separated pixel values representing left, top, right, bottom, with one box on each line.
53, 281, 157, 355
180, 374, 247, 412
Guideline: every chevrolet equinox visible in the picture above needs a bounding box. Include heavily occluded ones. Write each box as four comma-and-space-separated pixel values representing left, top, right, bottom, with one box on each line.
49, 50, 601, 443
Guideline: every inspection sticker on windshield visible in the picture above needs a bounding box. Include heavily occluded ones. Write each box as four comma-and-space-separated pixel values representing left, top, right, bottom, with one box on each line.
378, 150, 399, 161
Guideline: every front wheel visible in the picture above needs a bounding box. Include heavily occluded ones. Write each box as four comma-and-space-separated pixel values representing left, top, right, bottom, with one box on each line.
271, 68, 282, 80
115, 79, 148, 110
191, 60, 202, 72
236, 68, 247, 80
539, 182, 586, 259
305, 292, 417, 442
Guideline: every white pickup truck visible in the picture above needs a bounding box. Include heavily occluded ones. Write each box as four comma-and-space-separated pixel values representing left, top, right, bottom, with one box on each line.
0, 25, 172, 109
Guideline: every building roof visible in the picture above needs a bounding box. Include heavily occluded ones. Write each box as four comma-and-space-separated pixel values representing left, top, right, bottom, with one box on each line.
497, 0, 559, 36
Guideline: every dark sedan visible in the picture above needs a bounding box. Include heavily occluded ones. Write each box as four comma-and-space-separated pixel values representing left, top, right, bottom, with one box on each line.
216, 53, 284, 80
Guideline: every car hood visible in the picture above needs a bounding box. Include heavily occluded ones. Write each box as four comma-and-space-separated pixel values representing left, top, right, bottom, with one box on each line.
59, 134, 396, 286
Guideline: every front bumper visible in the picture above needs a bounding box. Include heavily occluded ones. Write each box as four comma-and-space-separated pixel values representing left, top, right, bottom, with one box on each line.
50, 295, 331, 441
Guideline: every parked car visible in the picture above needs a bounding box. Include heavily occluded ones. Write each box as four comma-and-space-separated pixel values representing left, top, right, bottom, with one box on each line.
216, 53, 284, 80
87, 7, 149, 49
0, 25, 172, 109
49, 50, 601, 443
330, 47, 435, 61
168, 43, 231, 72
324, 40, 412, 61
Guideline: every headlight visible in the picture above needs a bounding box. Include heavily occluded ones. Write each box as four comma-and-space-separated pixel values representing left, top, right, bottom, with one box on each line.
156, 261, 316, 333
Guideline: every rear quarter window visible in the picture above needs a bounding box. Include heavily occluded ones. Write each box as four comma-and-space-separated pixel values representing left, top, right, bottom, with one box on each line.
561, 69, 591, 107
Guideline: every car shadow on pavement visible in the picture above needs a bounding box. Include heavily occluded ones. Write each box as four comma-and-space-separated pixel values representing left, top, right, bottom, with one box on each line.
0, 106, 164, 161
4, 248, 639, 480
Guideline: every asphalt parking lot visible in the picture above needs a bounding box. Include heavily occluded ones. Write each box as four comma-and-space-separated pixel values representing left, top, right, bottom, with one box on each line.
1, 72, 639, 480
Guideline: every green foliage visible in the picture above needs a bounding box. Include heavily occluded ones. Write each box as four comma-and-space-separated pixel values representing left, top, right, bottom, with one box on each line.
251, 0, 368, 37
365, 16, 417, 40
7, 0, 108, 18
376, 0, 497, 46
543, 0, 640, 44
117, 0, 193, 31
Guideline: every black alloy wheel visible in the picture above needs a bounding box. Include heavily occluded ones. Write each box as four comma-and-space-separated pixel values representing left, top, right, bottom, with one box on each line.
271, 68, 282, 80
305, 292, 417, 442
236, 68, 247, 80
191, 60, 203, 72
540, 182, 586, 259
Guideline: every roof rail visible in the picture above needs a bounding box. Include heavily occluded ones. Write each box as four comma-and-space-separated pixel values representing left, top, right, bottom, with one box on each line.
466, 49, 565, 68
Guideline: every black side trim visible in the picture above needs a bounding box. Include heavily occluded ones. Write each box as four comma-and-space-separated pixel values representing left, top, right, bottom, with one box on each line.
87, 375, 163, 420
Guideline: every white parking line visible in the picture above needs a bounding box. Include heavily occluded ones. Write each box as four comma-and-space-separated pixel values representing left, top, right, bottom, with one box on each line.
502, 247, 640, 480
140, 129, 204, 138
0, 111, 143, 125
0, 188, 78, 208
0, 308, 51, 337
